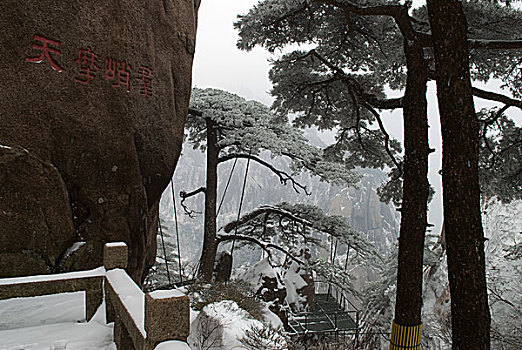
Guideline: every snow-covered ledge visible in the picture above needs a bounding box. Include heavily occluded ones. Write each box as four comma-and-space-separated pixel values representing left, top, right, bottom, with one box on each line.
104, 243, 190, 350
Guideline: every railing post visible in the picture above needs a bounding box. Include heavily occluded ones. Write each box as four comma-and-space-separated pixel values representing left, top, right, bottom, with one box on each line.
144, 290, 190, 349
104, 242, 128, 324
85, 277, 103, 321
114, 318, 137, 350
104, 242, 128, 270
335, 313, 338, 343
355, 310, 360, 347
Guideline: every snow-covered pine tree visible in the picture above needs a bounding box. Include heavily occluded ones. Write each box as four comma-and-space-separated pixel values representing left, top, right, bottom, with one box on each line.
482, 199, 522, 350
221, 202, 382, 305
478, 109, 522, 203
183, 88, 360, 282
235, 1, 522, 345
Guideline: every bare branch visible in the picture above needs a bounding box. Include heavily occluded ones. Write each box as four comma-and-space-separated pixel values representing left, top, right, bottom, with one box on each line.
472, 87, 522, 109
218, 153, 311, 195
420, 36, 522, 51
360, 92, 403, 109
179, 187, 206, 217
363, 102, 402, 171
216, 233, 304, 265
468, 39, 522, 50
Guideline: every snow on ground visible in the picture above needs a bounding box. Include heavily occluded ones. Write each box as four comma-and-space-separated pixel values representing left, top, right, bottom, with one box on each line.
236, 257, 281, 292
0, 278, 282, 350
188, 300, 263, 350
0, 292, 114, 350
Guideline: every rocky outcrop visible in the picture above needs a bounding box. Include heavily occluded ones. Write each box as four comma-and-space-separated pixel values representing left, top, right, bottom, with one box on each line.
285, 249, 315, 313
0, 0, 200, 282
0, 146, 75, 277
258, 275, 288, 329
328, 169, 399, 255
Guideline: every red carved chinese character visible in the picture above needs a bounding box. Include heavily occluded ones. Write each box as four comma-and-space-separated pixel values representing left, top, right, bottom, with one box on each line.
74, 47, 101, 85
137, 65, 153, 98
105, 58, 116, 81
105, 58, 131, 92
25, 34, 65, 72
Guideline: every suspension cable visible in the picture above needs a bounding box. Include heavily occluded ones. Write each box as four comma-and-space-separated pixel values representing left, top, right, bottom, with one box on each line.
217, 156, 239, 216
170, 179, 183, 284
230, 154, 252, 256
158, 219, 172, 286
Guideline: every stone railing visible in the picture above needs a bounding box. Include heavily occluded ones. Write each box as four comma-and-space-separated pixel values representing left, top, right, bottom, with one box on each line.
0, 242, 190, 350
0, 265, 104, 321
103, 243, 190, 350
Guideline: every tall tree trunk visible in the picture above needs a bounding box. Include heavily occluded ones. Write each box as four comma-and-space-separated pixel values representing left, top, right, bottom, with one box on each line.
199, 118, 219, 282
427, 1, 491, 348
393, 37, 429, 331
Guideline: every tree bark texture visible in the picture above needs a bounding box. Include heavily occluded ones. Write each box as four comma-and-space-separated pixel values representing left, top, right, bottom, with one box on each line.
199, 118, 219, 282
427, 0, 491, 348
393, 39, 430, 327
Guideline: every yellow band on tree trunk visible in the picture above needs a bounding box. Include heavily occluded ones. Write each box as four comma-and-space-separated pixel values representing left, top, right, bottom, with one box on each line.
389, 320, 423, 349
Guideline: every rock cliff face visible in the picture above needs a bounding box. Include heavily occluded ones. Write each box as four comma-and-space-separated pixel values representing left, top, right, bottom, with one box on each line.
160, 148, 399, 264
327, 169, 399, 255
0, 0, 200, 282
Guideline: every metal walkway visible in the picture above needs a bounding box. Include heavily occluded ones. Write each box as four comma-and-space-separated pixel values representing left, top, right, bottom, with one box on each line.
288, 293, 359, 335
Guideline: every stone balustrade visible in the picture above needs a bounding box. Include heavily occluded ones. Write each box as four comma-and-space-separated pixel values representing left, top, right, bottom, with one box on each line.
0, 266, 104, 321
0, 242, 190, 350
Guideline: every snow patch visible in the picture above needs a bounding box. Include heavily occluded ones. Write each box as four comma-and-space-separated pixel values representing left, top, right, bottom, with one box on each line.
105, 242, 127, 248
283, 261, 307, 308
149, 289, 185, 299
62, 241, 86, 259
188, 300, 263, 350
154, 340, 190, 350
237, 257, 279, 292
0, 293, 114, 350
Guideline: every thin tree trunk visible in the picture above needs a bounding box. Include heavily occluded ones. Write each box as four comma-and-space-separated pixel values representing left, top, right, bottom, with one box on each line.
199, 118, 219, 282
427, 0, 491, 348
393, 38, 429, 328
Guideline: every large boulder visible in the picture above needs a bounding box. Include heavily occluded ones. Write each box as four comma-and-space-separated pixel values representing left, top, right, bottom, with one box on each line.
0, 0, 200, 282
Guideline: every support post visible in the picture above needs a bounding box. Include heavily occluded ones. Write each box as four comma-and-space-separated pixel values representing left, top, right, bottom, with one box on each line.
85, 277, 103, 321
144, 290, 190, 349
355, 311, 360, 347
103, 242, 129, 270
114, 318, 137, 350
104, 242, 128, 325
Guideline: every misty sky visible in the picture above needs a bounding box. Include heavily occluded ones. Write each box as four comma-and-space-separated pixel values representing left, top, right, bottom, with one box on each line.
191, 1, 521, 235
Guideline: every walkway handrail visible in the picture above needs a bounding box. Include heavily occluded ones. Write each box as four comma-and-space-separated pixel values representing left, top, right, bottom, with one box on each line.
314, 279, 360, 312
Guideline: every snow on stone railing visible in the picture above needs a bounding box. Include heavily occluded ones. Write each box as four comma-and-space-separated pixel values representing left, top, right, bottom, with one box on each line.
0, 265, 105, 321
0, 242, 191, 350
153, 340, 191, 350
103, 243, 190, 350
